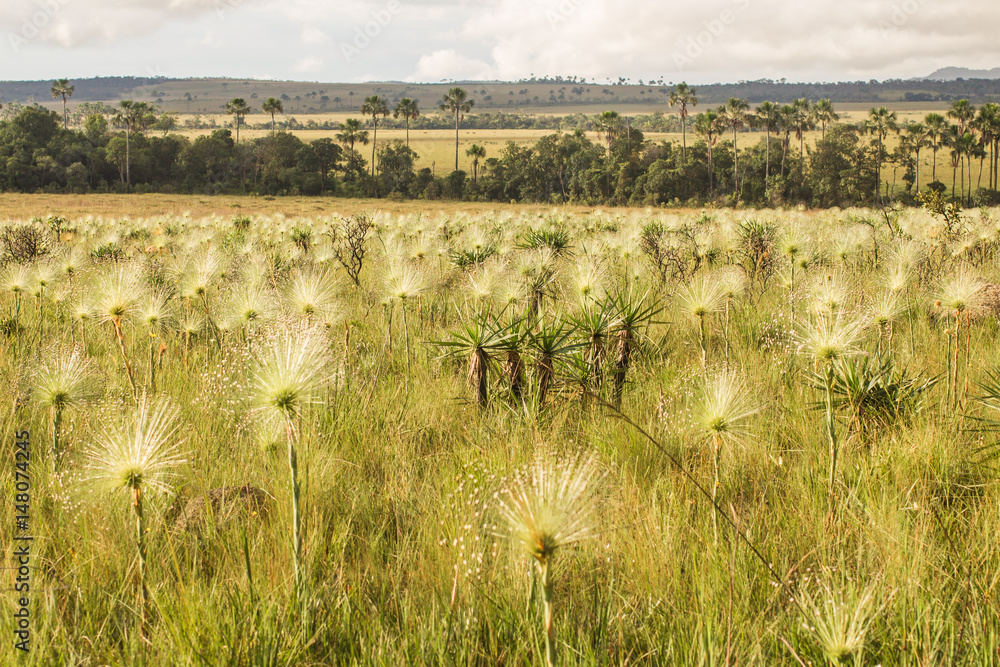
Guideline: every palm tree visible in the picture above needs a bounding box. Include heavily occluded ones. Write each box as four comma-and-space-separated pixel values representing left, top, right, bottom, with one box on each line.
755, 101, 779, 183
393, 98, 420, 148
976, 103, 1000, 189
336, 118, 369, 181
594, 110, 621, 154
949, 129, 975, 202
948, 99, 976, 201
903, 122, 928, 191
778, 104, 797, 177
262, 97, 283, 134
361, 95, 390, 181
694, 110, 721, 197
50, 79, 74, 129
668, 82, 698, 159
792, 98, 814, 158
439, 87, 474, 172
466, 144, 486, 184
866, 107, 900, 204
924, 112, 949, 184
720, 97, 750, 196
812, 99, 839, 140
225, 98, 251, 143
112, 100, 152, 189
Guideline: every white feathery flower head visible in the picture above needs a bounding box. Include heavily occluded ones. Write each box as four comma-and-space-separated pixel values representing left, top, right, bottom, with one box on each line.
252, 323, 331, 418
85, 395, 186, 495
496, 451, 604, 565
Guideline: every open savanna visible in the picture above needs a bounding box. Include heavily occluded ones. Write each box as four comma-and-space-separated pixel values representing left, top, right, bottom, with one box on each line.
2, 202, 1000, 665
0, 193, 613, 219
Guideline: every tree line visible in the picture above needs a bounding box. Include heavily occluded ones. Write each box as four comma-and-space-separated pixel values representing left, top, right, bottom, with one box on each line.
1, 81, 998, 208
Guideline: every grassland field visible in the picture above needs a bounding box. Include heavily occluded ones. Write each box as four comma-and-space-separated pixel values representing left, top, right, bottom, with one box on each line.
2, 197, 1000, 664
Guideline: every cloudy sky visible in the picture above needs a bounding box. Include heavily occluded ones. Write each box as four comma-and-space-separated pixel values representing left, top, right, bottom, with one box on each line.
0, 0, 997, 84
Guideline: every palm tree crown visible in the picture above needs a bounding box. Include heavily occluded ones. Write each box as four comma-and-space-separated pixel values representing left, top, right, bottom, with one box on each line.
262, 97, 283, 134
225, 98, 252, 143
394, 98, 420, 148
50, 78, 75, 129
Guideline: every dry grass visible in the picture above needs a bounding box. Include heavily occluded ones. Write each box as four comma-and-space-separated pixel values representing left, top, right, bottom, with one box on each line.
0, 193, 635, 220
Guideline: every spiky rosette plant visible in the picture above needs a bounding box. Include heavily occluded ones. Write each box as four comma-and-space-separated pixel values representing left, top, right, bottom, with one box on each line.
33, 347, 102, 471
251, 323, 331, 599
609, 287, 662, 406
85, 395, 186, 629
432, 308, 515, 408
496, 452, 604, 667
567, 297, 617, 394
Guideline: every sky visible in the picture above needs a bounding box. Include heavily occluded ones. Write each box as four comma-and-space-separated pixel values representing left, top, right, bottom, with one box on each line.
0, 0, 998, 84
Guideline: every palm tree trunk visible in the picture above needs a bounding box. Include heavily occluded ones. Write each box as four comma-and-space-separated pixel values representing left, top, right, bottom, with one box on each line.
125, 127, 131, 189
454, 112, 460, 172
681, 110, 687, 158
733, 127, 739, 196
371, 120, 378, 181
932, 145, 938, 183
915, 147, 920, 191
764, 129, 770, 183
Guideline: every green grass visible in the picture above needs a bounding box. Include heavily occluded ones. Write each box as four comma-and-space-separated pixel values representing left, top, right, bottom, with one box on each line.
2, 206, 1000, 664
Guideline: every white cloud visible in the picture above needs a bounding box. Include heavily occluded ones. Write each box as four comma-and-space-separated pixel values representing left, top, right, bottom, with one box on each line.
407, 49, 495, 82
301, 26, 330, 44
3, 0, 1000, 83
291, 56, 324, 73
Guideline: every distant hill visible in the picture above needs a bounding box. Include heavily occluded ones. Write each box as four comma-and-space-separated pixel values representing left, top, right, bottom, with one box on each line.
0, 77, 165, 103
3, 76, 1000, 115
923, 67, 1000, 81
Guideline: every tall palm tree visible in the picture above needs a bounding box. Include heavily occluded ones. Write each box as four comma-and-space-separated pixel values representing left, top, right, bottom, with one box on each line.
225, 98, 251, 143
792, 98, 814, 157
903, 121, 928, 191
755, 101, 779, 183
393, 98, 420, 148
466, 144, 486, 184
112, 100, 152, 189
924, 113, 949, 184
439, 87, 474, 172
976, 103, 1000, 189
865, 106, 900, 204
949, 129, 975, 202
336, 118, 369, 181
948, 99, 976, 202
50, 79, 74, 129
720, 97, 750, 196
778, 104, 797, 178
668, 82, 698, 159
262, 97, 283, 134
361, 95, 390, 181
594, 110, 621, 154
812, 99, 839, 140
694, 110, 720, 197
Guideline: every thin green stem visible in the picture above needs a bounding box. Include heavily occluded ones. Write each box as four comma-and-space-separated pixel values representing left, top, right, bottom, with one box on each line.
285, 415, 303, 600
539, 559, 555, 667
824, 364, 837, 504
